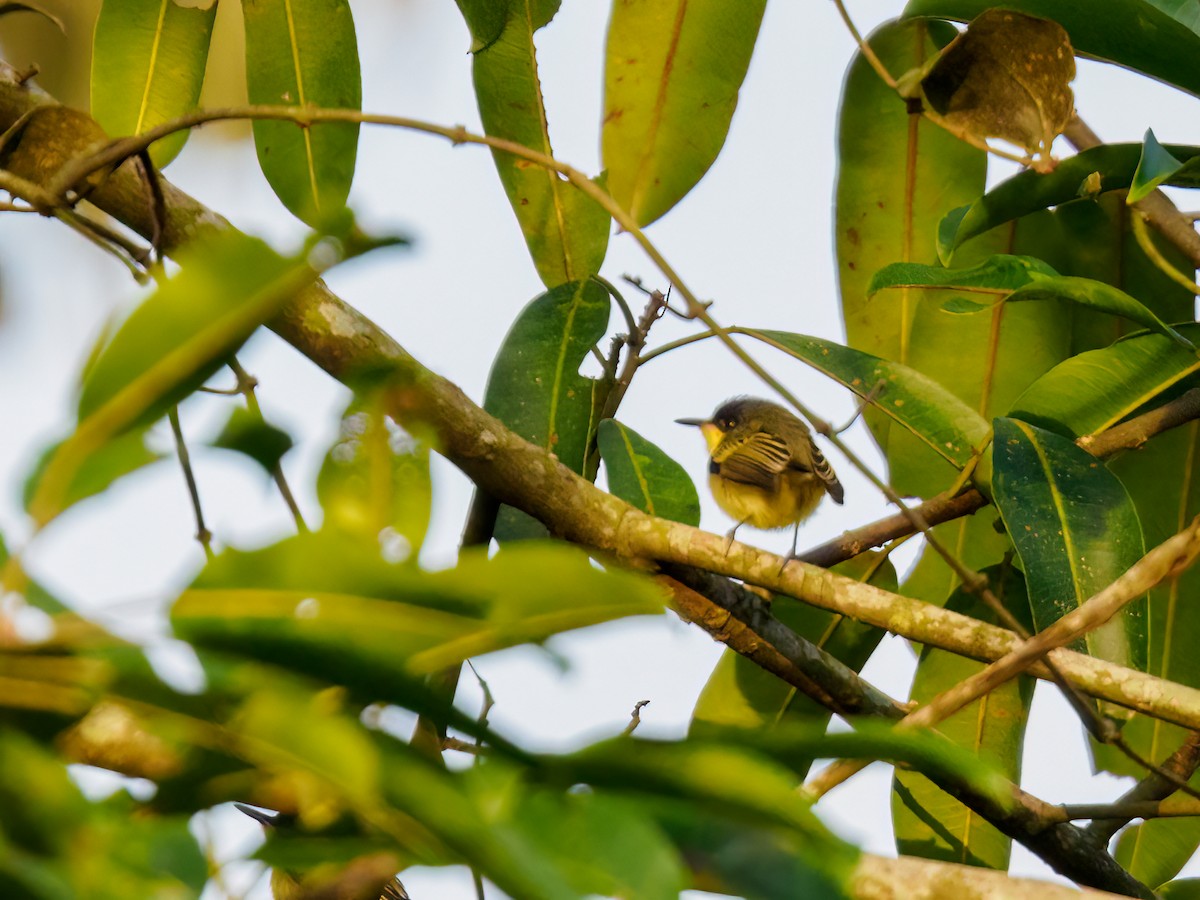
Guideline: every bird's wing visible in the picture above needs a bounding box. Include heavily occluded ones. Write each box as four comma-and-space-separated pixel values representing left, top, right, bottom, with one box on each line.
791, 436, 844, 504
382, 880, 411, 900
714, 431, 792, 489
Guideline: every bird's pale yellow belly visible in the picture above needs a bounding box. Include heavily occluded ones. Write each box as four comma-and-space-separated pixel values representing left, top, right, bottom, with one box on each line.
708, 470, 822, 529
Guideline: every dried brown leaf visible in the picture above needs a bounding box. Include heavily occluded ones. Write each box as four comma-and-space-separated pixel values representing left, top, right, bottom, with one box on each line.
921, 9, 1075, 162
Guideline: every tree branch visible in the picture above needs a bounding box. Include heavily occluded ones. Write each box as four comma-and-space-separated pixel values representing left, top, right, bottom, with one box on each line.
851, 854, 1133, 900
1085, 731, 1200, 843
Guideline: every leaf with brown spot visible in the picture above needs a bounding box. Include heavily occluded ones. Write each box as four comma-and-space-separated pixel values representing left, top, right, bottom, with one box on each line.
921, 9, 1075, 162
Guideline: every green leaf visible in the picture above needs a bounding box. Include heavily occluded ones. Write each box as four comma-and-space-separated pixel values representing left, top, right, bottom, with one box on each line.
991, 417, 1146, 671
1130, 128, 1187, 202
29, 232, 318, 526
90, 801, 209, 896
892, 566, 1033, 870
469, 1, 610, 287
505, 791, 686, 900
0, 728, 206, 900
892, 212, 1074, 604
243, 0, 361, 228
738, 330, 990, 470
213, 406, 294, 475
483, 280, 612, 541
660, 814, 849, 900
0, 3, 64, 31
317, 394, 431, 556
937, 143, 1200, 261
91, 0, 217, 167
905, 0, 1200, 100
236, 683, 381, 804
172, 533, 666, 680
690, 554, 893, 781
867, 254, 1187, 346
1052, 194, 1196, 356
22, 427, 162, 520
837, 19, 986, 376
1008, 323, 1200, 439
452, 0, 510, 52
568, 725, 1007, 827
867, 255, 1058, 295
1117, 819, 1200, 892
1099, 423, 1200, 877
1008, 274, 1193, 348
1161, 880, 1200, 899
597, 419, 699, 526
602, 0, 767, 227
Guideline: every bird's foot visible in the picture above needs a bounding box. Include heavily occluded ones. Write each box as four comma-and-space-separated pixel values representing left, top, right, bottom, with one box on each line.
723, 522, 744, 555
777, 551, 799, 577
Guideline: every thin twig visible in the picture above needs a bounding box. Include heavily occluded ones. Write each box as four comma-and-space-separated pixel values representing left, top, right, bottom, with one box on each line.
1085, 731, 1200, 842
227, 358, 308, 533
622, 700, 650, 736
168, 408, 214, 561
598, 287, 667, 422
1057, 797, 1200, 824
830, 0, 897, 88
136, 149, 166, 264
466, 659, 493, 900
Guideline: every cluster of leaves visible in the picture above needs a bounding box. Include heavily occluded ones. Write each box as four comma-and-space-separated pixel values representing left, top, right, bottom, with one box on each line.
8, 0, 1200, 897
834, 2, 1200, 888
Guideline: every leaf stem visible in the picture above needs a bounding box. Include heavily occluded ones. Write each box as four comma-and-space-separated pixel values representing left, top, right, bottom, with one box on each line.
227, 358, 308, 534
168, 407, 214, 561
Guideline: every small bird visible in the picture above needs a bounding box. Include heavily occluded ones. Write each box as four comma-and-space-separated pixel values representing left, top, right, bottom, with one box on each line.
235, 803, 411, 900
676, 397, 844, 558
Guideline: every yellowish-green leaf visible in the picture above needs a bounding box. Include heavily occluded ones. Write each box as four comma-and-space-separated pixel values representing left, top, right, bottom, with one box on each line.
893, 566, 1033, 870
598, 419, 699, 526
317, 394, 432, 559
243, 0, 361, 228
469, 0, 609, 287
91, 0, 217, 167
602, 0, 766, 227
172, 534, 667, 679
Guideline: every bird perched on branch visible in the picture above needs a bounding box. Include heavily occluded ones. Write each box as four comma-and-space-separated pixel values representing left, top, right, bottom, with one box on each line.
676, 397, 843, 558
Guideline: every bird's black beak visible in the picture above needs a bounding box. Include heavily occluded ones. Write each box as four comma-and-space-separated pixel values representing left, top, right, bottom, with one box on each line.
674, 417, 706, 427
234, 803, 284, 828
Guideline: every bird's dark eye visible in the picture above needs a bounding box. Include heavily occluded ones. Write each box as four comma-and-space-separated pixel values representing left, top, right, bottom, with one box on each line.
722, 418, 736, 429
